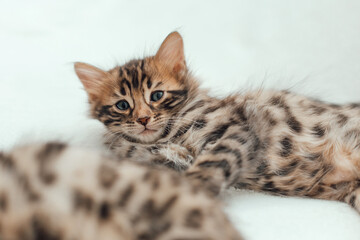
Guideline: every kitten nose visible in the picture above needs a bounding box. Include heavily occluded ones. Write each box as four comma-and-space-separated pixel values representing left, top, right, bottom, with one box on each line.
137, 117, 150, 126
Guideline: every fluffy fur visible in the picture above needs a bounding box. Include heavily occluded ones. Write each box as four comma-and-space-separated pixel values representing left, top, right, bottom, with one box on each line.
76, 32, 360, 213
0, 142, 241, 240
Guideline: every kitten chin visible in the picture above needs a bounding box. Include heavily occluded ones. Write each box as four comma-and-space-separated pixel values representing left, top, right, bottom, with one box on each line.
119, 128, 164, 144
139, 129, 158, 136
135, 129, 162, 143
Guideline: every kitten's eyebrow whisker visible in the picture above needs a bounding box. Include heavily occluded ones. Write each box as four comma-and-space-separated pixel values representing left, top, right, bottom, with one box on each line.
155, 82, 163, 88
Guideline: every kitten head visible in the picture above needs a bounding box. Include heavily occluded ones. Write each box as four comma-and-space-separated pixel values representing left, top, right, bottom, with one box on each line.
75, 32, 198, 143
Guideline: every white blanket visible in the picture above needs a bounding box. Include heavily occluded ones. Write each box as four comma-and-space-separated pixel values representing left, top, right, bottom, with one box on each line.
1, 0, 359, 239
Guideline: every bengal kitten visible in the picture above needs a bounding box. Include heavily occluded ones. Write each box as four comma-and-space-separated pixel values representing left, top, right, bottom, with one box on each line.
0, 142, 241, 240
75, 32, 360, 213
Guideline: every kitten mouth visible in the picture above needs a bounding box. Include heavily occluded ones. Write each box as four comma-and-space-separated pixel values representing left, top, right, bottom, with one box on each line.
140, 128, 157, 135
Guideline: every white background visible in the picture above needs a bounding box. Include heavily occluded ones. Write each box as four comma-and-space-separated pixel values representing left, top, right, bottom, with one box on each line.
1, 0, 360, 239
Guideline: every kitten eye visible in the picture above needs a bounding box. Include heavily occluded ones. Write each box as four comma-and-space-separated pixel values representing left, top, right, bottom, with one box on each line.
116, 100, 130, 110
151, 91, 164, 102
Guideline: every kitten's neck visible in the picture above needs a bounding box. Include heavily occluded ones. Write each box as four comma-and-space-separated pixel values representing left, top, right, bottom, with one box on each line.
160, 89, 217, 143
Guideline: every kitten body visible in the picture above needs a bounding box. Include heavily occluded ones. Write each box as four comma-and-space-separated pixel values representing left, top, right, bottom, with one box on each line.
75, 32, 360, 213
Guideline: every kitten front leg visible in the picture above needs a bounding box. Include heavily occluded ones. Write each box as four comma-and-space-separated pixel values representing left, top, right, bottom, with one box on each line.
150, 142, 194, 170
109, 141, 194, 171
185, 132, 252, 195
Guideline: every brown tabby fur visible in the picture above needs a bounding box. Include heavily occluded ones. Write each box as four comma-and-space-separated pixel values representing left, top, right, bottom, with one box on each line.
75, 32, 360, 213
0, 142, 241, 240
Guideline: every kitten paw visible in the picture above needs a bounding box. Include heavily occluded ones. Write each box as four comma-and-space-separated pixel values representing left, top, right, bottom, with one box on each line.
155, 143, 194, 170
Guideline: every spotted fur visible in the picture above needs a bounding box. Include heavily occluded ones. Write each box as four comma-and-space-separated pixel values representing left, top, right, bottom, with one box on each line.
0, 142, 241, 240
76, 32, 360, 213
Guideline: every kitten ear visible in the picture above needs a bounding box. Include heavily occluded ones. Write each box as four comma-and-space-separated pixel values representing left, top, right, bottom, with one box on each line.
74, 62, 108, 102
155, 32, 186, 74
